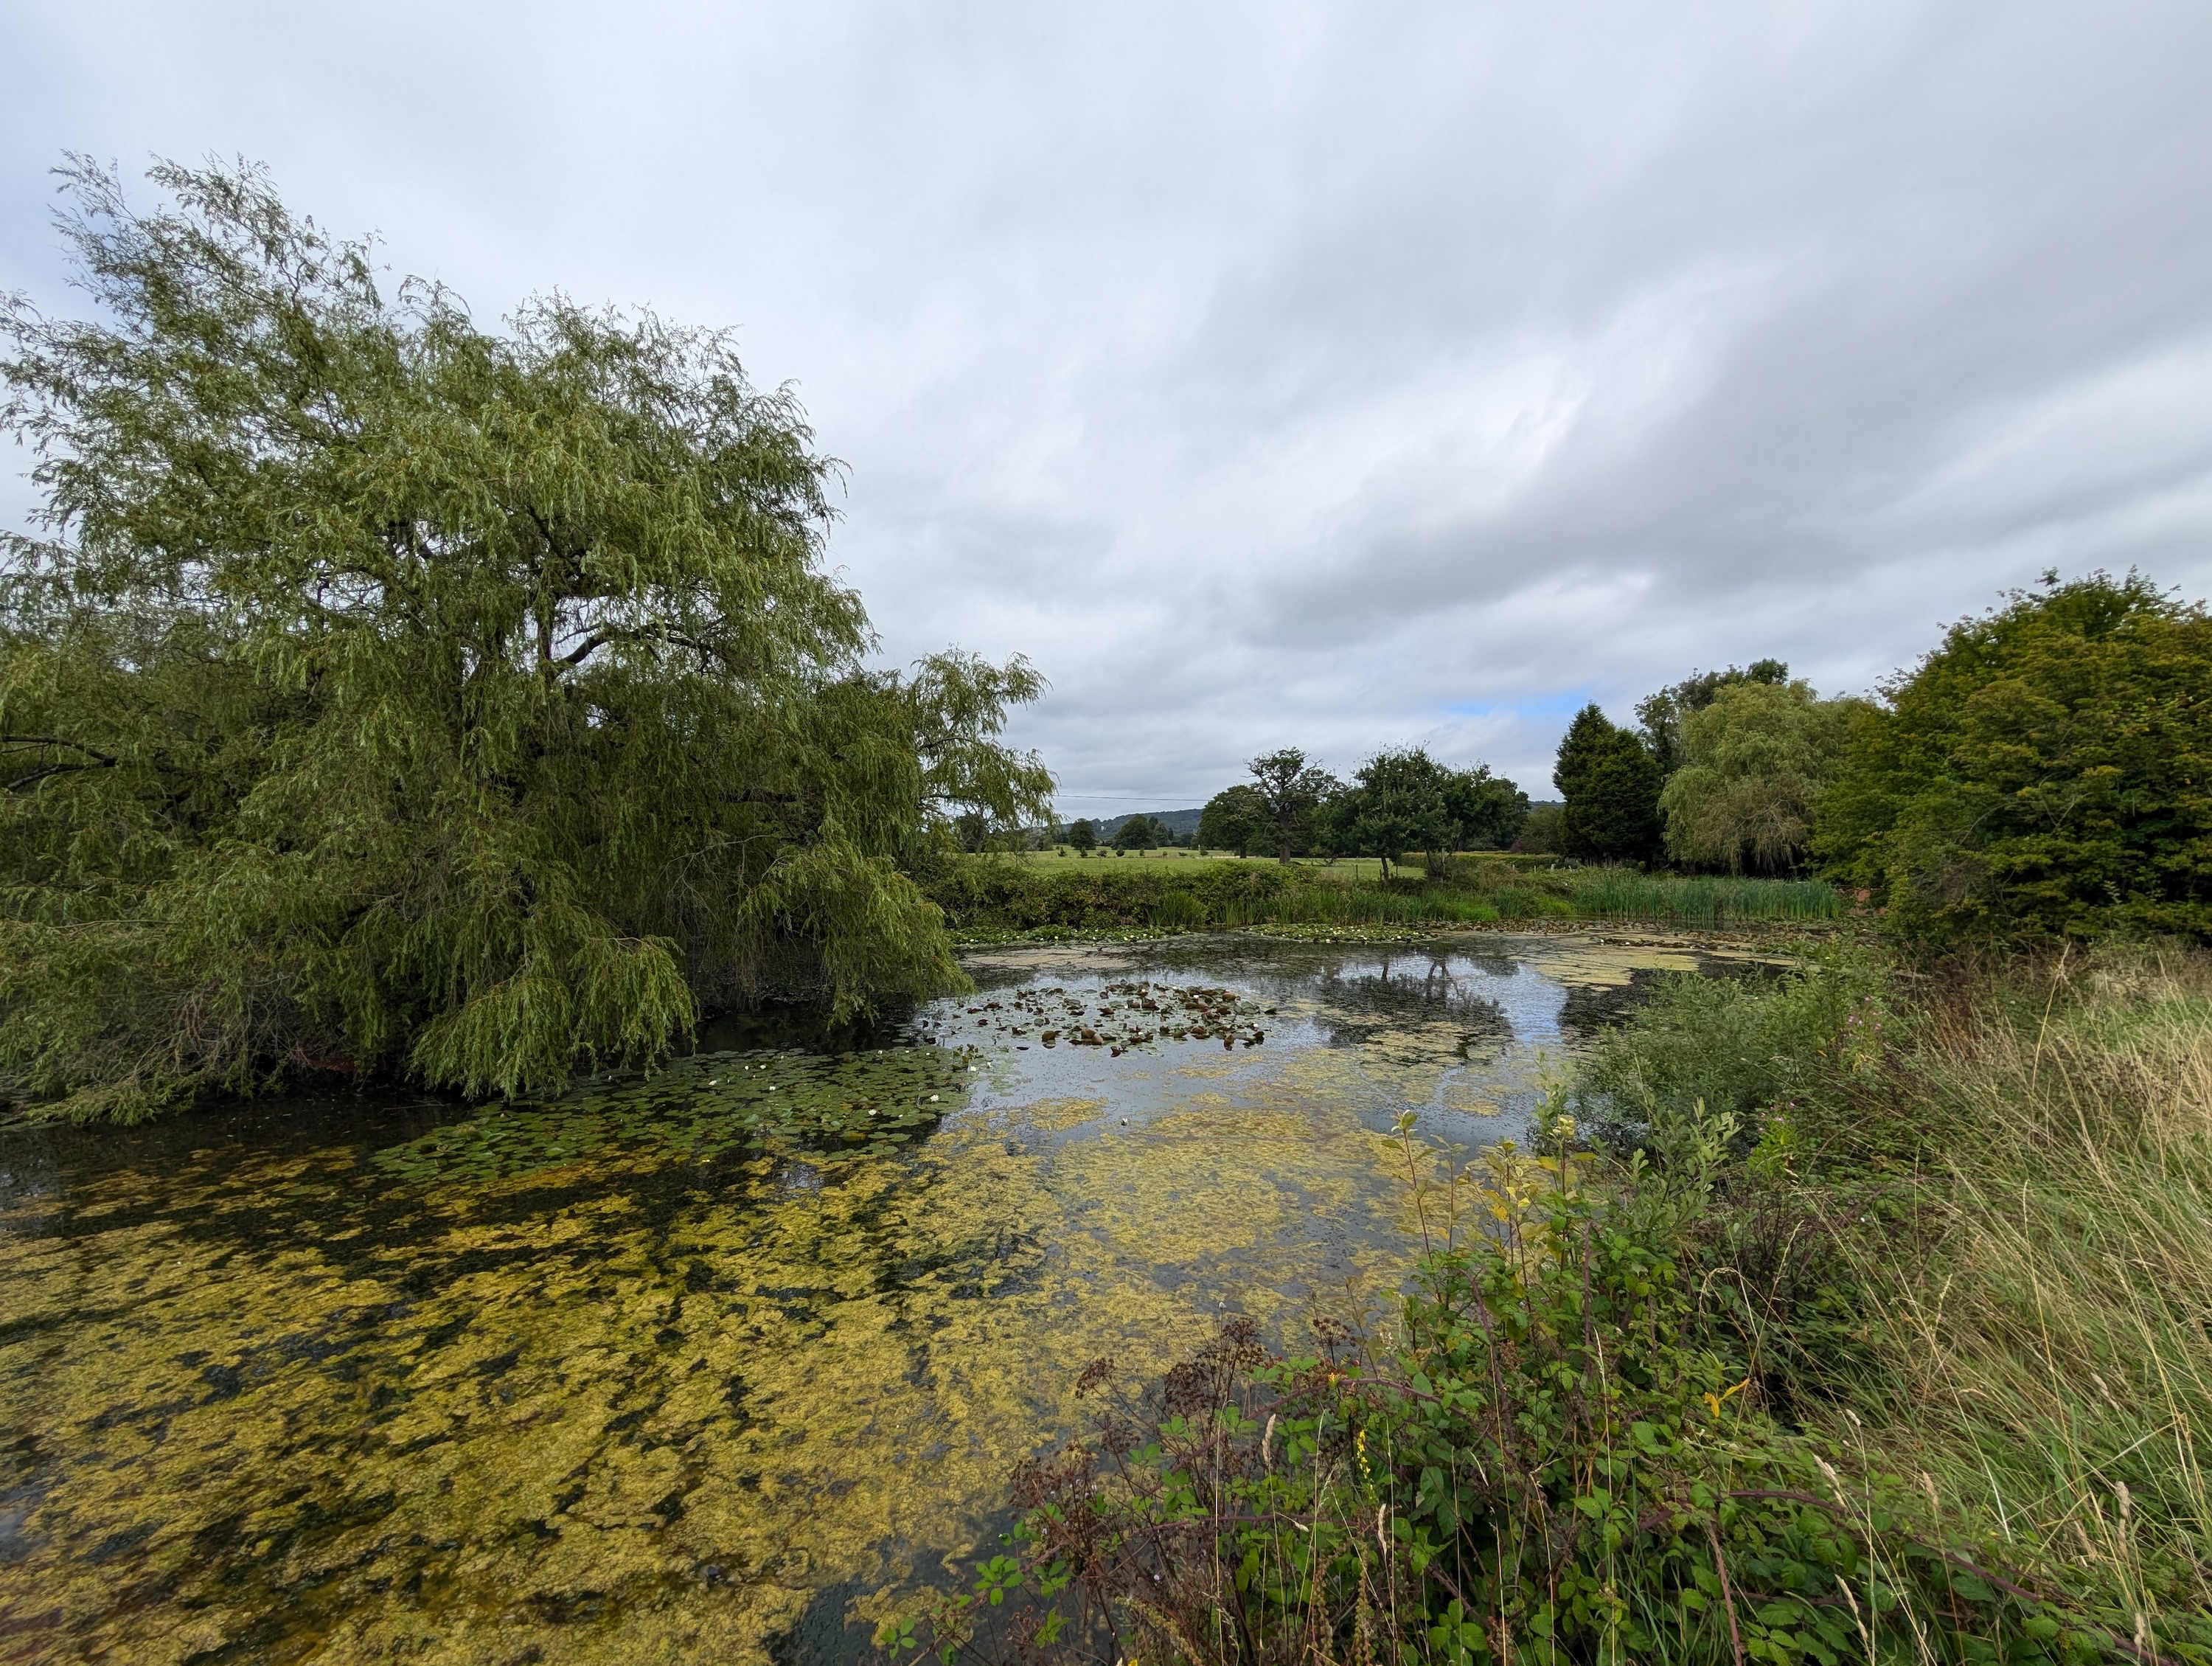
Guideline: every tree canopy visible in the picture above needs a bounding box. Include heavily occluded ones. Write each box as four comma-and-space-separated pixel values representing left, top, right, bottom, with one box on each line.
1247, 749, 1338, 861
1555, 706, 1663, 864
1815, 572, 2212, 941
1322, 749, 1527, 873
1636, 658, 1791, 777
1197, 785, 1267, 855
1442, 764, 1531, 850
1110, 813, 1165, 850
1658, 679, 1860, 875
0, 161, 1050, 1120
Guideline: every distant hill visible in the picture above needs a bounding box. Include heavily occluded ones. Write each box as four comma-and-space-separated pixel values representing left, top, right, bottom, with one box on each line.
1095, 808, 1203, 838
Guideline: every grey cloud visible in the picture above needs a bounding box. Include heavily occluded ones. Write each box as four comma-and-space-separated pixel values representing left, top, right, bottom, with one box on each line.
5, 1, 2212, 811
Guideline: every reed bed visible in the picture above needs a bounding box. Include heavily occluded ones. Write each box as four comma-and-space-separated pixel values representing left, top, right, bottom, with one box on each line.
1565, 869, 1844, 925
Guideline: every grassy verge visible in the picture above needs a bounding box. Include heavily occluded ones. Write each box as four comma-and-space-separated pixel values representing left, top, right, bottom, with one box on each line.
887, 943, 2212, 1665
925, 855, 1841, 937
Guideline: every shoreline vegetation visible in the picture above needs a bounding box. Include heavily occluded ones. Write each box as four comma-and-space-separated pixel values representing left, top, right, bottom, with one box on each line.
925, 855, 1846, 944
885, 942, 2212, 1666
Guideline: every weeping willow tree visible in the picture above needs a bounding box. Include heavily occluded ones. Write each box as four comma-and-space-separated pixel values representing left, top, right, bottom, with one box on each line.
0, 159, 1051, 1121
1657, 678, 1857, 875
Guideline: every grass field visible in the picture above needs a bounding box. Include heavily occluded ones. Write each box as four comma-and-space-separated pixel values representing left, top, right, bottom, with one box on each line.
1010, 850, 1529, 884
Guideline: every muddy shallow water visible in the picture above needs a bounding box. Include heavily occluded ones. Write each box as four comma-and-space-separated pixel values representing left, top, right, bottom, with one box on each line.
0, 931, 1765, 1665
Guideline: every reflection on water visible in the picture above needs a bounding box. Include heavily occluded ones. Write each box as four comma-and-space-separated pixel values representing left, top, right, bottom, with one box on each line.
0, 931, 1758, 1665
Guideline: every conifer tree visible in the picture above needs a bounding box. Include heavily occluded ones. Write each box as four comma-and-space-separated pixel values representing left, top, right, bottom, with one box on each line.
1554, 705, 1663, 864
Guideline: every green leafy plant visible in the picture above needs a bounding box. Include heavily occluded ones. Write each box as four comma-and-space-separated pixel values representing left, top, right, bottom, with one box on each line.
0, 159, 1051, 1119
1815, 572, 2212, 943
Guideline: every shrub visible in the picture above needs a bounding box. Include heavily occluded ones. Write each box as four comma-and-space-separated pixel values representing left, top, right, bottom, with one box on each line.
888, 1124, 2175, 1666
1816, 572, 2212, 944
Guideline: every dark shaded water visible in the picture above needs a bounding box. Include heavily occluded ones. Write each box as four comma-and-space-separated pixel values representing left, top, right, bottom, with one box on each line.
0, 931, 1755, 1665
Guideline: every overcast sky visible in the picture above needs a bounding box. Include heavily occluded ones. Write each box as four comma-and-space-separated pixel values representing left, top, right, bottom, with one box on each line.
6, 3, 2211, 815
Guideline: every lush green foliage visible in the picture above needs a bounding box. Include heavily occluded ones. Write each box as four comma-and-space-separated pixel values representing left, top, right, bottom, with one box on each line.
1325, 749, 1459, 873
1199, 785, 1270, 856
1322, 750, 1531, 874
923, 858, 1310, 932
1566, 870, 1844, 931
1515, 801, 1565, 855
0, 162, 1049, 1119
903, 948, 2212, 1665
1638, 659, 1792, 779
1816, 574, 2212, 943
925, 855, 1835, 939
1659, 681, 1861, 875
1193, 750, 1527, 868
1113, 813, 1170, 850
1067, 819, 1099, 850
1248, 749, 1342, 861
1556, 704, 1663, 865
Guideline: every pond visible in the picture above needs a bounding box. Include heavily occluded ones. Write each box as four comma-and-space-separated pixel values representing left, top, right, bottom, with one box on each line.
0, 931, 1763, 1665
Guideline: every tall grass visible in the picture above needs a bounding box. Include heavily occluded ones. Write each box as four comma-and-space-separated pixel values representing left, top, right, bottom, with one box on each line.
1827, 949, 2212, 1639
1565, 869, 1843, 925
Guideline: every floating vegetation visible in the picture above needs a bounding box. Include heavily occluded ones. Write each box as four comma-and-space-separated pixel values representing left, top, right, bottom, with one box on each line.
947, 924, 1181, 946
0, 933, 1762, 1665
1237, 921, 1436, 943
955, 981, 1271, 1055
375, 1045, 974, 1185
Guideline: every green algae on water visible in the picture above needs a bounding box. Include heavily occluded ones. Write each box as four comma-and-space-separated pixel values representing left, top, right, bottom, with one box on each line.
0, 931, 1772, 1666
372, 1046, 975, 1187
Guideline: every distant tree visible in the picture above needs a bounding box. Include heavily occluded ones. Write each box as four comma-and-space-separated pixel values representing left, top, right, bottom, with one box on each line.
1818, 572, 2212, 942
1249, 749, 1339, 861
1112, 813, 1164, 850
1198, 785, 1269, 855
1331, 749, 1456, 878
1443, 765, 1531, 850
1514, 802, 1565, 855
1068, 819, 1099, 851
1660, 680, 1860, 874
1637, 659, 1790, 777
1555, 706, 1663, 864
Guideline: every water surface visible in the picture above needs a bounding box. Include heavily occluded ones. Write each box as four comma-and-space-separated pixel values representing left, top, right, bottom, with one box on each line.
0, 931, 1756, 1665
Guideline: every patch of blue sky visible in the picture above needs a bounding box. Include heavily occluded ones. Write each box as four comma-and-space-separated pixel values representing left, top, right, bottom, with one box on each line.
1441, 689, 1593, 721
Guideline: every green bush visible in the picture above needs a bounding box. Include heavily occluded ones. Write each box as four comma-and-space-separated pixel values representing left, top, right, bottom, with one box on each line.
1572, 958, 1877, 1152
1816, 573, 2212, 943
